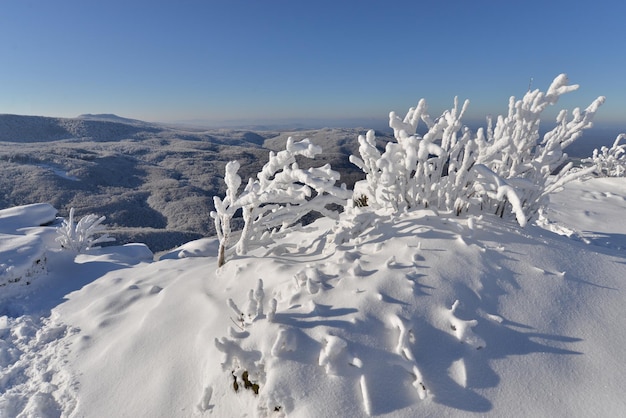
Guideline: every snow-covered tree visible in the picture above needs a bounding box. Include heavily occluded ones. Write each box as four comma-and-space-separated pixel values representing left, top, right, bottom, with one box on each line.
211, 138, 351, 266
582, 134, 626, 177
350, 74, 604, 225
56, 207, 115, 252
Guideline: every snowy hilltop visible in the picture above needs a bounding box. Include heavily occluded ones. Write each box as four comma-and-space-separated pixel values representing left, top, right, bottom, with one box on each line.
2, 180, 626, 417
1, 75, 626, 417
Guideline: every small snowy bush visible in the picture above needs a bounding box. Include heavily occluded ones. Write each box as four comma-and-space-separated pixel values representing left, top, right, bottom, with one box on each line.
350, 74, 604, 225
56, 207, 115, 252
211, 138, 351, 266
582, 134, 626, 177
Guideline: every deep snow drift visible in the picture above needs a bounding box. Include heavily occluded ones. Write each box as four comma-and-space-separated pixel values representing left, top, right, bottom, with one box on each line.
1, 178, 626, 417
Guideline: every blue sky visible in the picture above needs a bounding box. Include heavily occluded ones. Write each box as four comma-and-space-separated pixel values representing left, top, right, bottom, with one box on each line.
1, 0, 625, 128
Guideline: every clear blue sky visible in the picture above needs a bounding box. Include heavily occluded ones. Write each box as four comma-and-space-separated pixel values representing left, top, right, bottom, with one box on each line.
1, 0, 625, 127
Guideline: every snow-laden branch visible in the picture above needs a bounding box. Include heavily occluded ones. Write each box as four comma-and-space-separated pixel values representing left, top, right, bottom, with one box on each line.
473, 164, 526, 226
350, 74, 605, 225
211, 138, 351, 266
582, 134, 626, 177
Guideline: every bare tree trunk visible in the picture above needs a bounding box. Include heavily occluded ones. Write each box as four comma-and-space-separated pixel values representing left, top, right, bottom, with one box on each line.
217, 240, 226, 267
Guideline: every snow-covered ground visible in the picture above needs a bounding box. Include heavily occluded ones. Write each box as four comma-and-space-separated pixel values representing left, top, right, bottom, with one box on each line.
1, 178, 626, 417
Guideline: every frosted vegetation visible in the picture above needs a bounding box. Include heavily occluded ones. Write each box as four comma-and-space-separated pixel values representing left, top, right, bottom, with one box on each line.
349, 74, 603, 225
212, 74, 616, 265
211, 137, 351, 266
582, 133, 626, 177
55, 207, 115, 252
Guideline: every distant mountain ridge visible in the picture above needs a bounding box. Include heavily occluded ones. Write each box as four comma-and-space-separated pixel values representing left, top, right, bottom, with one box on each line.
77, 113, 153, 126
0, 113, 163, 143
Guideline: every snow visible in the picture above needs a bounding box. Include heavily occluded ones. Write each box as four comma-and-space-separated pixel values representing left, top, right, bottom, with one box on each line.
0, 203, 57, 232
2, 178, 626, 417
0, 234, 47, 289
34, 164, 80, 182
544, 177, 626, 249
0, 204, 57, 292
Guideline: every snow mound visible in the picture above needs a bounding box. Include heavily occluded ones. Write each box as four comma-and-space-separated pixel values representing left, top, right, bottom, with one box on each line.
2, 182, 626, 417
0, 204, 57, 292
0, 203, 57, 233
544, 177, 626, 249
0, 233, 47, 288
159, 237, 219, 260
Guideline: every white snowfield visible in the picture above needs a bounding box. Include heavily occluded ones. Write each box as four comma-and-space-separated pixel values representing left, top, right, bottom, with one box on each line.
1, 178, 626, 417
0, 204, 57, 290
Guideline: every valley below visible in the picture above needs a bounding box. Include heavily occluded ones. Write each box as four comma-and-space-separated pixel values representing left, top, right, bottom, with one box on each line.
0, 114, 381, 251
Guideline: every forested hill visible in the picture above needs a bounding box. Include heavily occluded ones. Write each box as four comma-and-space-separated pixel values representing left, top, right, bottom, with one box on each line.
0, 114, 378, 251
0, 113, 165, 143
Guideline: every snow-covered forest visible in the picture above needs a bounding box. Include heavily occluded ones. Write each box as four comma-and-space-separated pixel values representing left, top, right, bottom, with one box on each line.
0, 114, 374, 252
2, 75, 626, 417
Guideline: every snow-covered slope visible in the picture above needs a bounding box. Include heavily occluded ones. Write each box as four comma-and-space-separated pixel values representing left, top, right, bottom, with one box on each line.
544, 177, 626, 250
1, 178, 626, 417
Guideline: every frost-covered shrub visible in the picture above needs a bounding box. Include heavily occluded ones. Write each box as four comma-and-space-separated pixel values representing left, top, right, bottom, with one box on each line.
211, 138, 351, 266
582, 134, 626, 177
350, 74, 604, 225
56, 207, 115, 252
